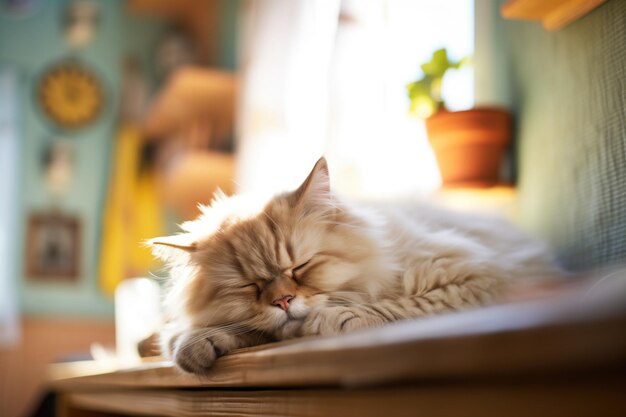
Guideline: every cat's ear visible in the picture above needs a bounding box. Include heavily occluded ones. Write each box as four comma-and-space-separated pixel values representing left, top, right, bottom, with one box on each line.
147, 234, 197, 262
293, 156, 331, 205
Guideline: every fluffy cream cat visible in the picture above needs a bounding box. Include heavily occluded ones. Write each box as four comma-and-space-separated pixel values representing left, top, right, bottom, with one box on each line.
150, 157, 561, 374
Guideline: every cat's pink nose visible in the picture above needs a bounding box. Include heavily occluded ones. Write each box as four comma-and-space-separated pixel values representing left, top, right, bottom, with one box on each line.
272, 295, 294, 311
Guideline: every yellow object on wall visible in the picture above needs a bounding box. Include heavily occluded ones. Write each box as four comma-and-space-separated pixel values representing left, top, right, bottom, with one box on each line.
99, 124, 164, 296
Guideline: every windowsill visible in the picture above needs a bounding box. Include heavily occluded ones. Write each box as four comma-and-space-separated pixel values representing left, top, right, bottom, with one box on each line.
430, 184, 517, 221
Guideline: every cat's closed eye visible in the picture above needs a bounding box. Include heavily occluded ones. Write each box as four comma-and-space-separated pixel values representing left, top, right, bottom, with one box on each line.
240, 283, 261, 299
292, 259, 312, 282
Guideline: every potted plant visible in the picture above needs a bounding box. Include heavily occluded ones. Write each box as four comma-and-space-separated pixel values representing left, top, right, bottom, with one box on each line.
407, 48, 512, 187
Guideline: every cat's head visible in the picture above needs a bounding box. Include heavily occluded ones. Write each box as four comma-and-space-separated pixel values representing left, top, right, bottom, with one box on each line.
150, 157, 388, 334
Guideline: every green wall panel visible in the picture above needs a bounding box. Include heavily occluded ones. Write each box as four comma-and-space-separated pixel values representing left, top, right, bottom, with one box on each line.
0, 0, 166, 316
491, 0, 626, 270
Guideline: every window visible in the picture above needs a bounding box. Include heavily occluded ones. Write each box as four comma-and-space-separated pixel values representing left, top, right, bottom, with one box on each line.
327, 0, 474, 198
237, 0, 474, 198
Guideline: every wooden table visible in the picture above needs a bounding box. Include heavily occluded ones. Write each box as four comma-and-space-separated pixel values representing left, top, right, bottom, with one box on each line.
49, 282, 626, 417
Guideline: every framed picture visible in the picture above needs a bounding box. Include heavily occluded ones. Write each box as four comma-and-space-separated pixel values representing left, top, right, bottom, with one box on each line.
25, 212, 80, 282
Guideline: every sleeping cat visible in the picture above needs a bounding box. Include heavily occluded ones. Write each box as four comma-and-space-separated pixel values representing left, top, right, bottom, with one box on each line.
150, 157, 561, 374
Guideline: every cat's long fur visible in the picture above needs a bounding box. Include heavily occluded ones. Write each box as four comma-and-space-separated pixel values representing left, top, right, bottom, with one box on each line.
150, 157, 561, 374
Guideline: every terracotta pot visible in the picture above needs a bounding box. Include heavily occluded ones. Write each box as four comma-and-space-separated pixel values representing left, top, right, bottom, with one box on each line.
425, 107, 512, 187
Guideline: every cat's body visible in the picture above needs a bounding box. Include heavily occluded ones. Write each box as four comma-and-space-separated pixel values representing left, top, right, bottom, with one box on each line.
151, 158, 561, 374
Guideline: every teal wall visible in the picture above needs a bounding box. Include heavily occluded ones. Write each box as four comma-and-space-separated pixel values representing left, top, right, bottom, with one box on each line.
0, 0, 166, 316
217, 0, 240, 71
485, 0, 626, 270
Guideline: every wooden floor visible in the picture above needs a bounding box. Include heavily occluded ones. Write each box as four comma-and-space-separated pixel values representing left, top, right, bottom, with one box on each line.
50, 280, 626, 417
0, 317, 115, 417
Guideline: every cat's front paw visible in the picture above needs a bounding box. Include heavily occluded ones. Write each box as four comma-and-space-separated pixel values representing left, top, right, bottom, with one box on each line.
171, 329, 232, 374
300, 306, 381, 337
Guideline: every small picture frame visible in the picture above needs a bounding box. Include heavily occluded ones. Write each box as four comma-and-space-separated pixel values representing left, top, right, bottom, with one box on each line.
25, 212, 80, 282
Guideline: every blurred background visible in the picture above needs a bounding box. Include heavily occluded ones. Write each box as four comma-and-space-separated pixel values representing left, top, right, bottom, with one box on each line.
1, 0, 624, 416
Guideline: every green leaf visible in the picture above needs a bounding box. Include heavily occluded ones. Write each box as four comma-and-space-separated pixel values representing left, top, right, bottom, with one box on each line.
421, 48, 449, 77
406, 79, 430, 101
406, 47, 471, 119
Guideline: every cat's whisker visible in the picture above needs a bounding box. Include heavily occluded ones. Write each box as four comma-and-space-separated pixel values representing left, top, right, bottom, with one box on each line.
148, 270, 169, 281
177, 324, 257, 351
262, 211, 279, 228
316, 220, 368, 231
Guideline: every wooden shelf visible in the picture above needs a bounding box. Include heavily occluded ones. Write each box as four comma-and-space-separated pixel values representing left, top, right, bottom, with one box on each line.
159, 151, 235, 220
49, 277, 626, 389
501, 0, 607, 31
49, 276, 626, 416
128, 0, 220, 65
143, 67, 237, 144
142, 67, 238, 220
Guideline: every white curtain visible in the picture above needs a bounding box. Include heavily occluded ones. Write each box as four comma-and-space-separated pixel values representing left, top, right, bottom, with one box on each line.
236, 0, 341, 195
0, 68, 20, 346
